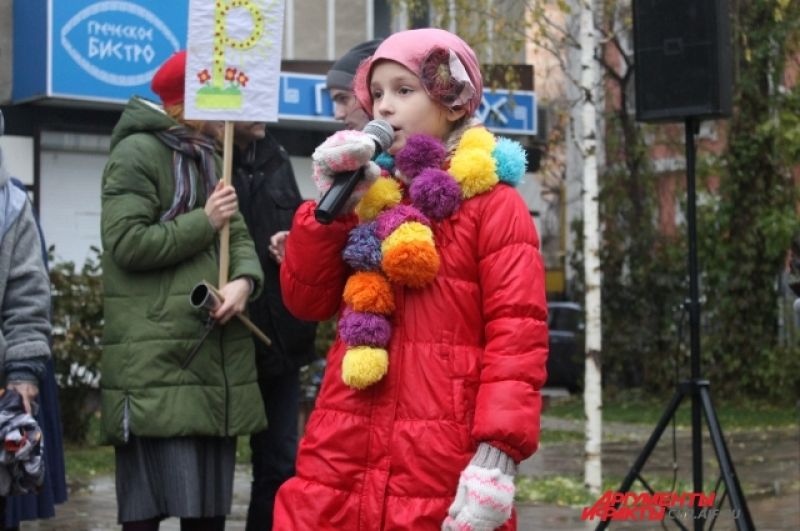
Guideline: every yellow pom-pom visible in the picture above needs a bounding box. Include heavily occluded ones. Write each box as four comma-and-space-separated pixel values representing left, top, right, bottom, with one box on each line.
342, 346, 389, 389
449, 148, 498, 198
381, 222, 434, 253
355, 177, 402, 221
458, 127, 496, 152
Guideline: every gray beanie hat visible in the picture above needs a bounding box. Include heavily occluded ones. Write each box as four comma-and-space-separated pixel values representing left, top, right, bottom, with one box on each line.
326, 39, 383, 91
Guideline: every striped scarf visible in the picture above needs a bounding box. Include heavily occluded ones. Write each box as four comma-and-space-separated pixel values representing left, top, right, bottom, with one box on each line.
155, 126, 219, 221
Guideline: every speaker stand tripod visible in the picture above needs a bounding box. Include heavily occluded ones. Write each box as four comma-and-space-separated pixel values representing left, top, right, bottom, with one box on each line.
596, 118, 754, 531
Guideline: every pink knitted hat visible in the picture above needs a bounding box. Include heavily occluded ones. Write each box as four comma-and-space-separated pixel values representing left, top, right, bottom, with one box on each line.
353, 28, 483, 117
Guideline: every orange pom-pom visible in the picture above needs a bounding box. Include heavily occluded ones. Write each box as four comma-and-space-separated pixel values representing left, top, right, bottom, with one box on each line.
382, 241, 440, 288
343, 272, 395, 314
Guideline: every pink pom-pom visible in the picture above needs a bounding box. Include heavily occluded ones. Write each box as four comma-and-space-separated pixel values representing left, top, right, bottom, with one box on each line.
374, 204, 430, 240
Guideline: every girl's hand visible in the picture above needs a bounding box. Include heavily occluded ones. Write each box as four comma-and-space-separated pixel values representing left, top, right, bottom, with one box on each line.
312, 129, 377, 193
6, 382, 39, 415
311, 130, 380, 214
211, 278, 251, 324
442, 444, 516, 531
204, 182, 238, 230
269, 231, 289, 264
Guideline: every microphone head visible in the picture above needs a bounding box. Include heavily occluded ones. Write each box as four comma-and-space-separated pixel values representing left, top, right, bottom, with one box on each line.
363, 119, 394, 152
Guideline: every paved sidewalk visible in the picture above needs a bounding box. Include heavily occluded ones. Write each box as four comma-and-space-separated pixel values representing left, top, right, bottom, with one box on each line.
517, 417, 800, 530
18, 414, 800, 530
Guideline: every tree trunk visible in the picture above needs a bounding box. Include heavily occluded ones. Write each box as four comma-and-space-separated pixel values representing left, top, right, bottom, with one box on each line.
578, 0, 603, 495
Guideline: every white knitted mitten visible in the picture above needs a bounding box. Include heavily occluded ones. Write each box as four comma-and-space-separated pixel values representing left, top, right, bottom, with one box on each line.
442, 443, 517, 531
311, 129, 380, 210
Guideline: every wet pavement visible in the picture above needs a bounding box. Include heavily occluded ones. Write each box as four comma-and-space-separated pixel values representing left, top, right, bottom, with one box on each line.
517, 417, 800, 530
17, 413, 800, 530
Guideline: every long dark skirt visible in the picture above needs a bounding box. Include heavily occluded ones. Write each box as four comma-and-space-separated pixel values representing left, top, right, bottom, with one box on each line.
115, 434, 236, 523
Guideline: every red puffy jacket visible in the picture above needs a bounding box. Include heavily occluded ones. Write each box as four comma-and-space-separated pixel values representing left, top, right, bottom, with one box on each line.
274, 183, 548, 530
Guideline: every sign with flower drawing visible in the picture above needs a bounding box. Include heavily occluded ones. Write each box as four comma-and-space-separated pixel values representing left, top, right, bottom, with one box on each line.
184, 0, 284, 122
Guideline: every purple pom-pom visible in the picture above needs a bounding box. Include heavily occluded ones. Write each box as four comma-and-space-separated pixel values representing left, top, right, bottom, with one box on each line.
342, 222, 382, 271
374, 204, 430, 240
338, 309, 392, 347
395, 134, 446, 179
409, 168, 461, 220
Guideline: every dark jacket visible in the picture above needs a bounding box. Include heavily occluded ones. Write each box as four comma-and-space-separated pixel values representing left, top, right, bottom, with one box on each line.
100, 97, 266, 444
233, 132, 317, 378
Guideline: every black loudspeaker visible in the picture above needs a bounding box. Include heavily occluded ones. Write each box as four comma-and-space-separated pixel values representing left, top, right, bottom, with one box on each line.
633, 0, 732, 123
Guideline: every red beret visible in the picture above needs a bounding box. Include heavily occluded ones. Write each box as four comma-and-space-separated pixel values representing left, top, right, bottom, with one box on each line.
151, 50, 186, 106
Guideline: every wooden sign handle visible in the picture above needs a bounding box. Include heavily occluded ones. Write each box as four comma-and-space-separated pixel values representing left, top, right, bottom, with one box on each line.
219, 121, 234, 287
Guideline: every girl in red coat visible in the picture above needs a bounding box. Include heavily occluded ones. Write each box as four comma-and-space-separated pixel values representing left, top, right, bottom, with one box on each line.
274, 28, 548, 531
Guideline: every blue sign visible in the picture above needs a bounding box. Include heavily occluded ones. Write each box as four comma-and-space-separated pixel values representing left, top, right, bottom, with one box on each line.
478, 90, 538, 136
51, 0, 185, 103
277, 73, 537, 136
12, 1, 536, 135
278, 73, 337, 124
13, 0, 186, 103
12, 0, 48, 102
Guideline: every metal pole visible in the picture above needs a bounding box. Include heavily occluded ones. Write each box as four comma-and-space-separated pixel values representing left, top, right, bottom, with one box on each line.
685, 117, 705, 530
593, 117, 753, 530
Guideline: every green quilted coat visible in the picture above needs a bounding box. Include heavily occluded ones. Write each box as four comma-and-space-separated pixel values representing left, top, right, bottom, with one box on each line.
100, 97, 266, 445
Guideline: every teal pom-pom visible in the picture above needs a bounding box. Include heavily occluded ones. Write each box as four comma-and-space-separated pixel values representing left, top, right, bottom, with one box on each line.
375, 152, 395, 173
492, 138, 527, 186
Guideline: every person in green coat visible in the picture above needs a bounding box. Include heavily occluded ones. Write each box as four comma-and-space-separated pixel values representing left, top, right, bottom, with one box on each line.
100, 51, 266, 531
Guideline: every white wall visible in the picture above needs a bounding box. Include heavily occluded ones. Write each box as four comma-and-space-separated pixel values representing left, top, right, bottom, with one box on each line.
40, 147, 107, 267
0, 135, 34, 185
290, 155, 315, 200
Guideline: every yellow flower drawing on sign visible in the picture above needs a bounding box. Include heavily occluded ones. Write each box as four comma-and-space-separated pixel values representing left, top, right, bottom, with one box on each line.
196, 0, 272, 110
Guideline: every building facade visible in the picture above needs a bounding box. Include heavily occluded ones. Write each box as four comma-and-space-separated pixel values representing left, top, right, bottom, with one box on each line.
0, 0, 545, 275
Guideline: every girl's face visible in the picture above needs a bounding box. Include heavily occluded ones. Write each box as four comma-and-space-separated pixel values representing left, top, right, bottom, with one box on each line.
370, 60, 466, 155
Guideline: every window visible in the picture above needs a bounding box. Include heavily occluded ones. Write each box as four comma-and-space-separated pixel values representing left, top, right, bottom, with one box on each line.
374, 0, 392, 38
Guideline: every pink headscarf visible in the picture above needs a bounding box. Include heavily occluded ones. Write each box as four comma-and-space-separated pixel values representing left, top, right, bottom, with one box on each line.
353, 28, 483, 118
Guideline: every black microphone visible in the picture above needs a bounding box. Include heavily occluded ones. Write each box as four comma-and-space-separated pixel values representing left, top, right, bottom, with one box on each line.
314, 119, 394, 224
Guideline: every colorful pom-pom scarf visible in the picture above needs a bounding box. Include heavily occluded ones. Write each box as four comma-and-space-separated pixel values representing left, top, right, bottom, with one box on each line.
339, 127, 527, 389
